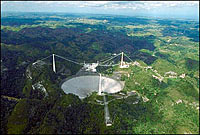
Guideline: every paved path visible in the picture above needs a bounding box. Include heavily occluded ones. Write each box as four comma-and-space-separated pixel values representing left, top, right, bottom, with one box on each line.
103, 95, 112, 126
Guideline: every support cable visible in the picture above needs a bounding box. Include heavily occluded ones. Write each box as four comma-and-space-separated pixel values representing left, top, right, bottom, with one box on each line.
33, 54, 52, 65
100, 53, 121, 64
123, 53, 133, 62
54, 54, 83, 66
32, 52, 132, 68
99, 54, 118, 62
99, 63, 120, 67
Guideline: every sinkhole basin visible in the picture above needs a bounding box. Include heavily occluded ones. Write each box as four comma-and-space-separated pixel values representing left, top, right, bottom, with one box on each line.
61, 75, 124, 99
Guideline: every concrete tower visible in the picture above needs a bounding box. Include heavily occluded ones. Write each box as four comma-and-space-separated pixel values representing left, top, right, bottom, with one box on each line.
98, 73, 102, 95
120, 52, 124, 68
52, 54, 56, 73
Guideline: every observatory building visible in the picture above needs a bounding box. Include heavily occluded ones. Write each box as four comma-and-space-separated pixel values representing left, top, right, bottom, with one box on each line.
32, 52, 131, 127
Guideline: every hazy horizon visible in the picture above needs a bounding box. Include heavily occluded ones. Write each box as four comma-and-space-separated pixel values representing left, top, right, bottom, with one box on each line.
1, 1, 199, 21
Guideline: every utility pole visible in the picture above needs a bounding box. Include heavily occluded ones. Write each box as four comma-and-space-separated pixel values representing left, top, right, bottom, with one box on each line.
52, 54, 56, 73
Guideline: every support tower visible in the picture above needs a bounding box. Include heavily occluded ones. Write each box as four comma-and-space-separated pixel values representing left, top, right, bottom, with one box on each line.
52, 54, 56, 73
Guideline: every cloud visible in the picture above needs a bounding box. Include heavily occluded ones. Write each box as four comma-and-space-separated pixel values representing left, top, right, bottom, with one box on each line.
2, 1, 199, 9
1, 1, 199, 13
74, 1, 199, 10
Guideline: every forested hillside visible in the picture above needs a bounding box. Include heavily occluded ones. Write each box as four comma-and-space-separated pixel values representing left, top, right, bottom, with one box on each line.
1, 12, 199, 134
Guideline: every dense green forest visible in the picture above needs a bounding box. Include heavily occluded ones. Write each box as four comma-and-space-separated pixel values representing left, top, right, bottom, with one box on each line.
1, 12, 199, 134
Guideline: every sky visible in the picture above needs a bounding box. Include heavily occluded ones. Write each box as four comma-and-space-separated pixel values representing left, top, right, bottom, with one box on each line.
1, 1, 199, 20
